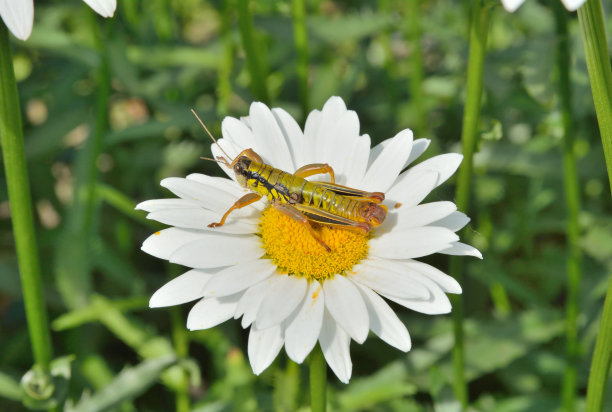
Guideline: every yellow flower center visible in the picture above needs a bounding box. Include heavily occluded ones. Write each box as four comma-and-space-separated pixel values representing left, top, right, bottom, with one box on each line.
259, 207, 369, 280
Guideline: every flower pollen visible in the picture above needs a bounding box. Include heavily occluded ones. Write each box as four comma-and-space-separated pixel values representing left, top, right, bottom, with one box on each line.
259, 207, 369, 280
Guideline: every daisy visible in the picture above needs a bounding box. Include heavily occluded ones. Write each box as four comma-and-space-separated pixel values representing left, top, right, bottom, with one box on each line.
138, 97, 481, 383
0, 0, 116, 41
501, 0, 586, 12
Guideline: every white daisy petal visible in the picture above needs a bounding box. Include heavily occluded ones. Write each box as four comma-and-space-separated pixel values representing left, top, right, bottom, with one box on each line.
256, 274, 308, 329
561, 0, 586, 11
203, 260, 276, 298
370, 226, 459, 259
147, 208, 257, 234
404, 138, 431, 168
186, 174, 265, 212
439, 242, 483, 259
249, 102, 294, 171
354, 283, 411, 352
431, 211, 470, 232
379, 201, 457, 236
161, 177, 244, 215
272, 108, 304, 170
351, 261, 430, 300
82, 0, 116, 17
343, 134, 372, 187
221, 116, 256, 152
405, 153, 463, 188
136, 198, 200, 213
169, 233, 264, 268
501, 0, 525, 12
325, 110, 361, 185
248, 324, 284, 375
402, 259, 462, 294
368, 260, 453, 314
236, 281, 270, 328
302, 109, 322, 164
322, 275, 369, 343
150, 269, 215, 308
187, 294, 241, 330
285, 280, 325, 363
319, 310, 352, 384
141, 227, 204, 260
360, 129, 414, 192
386, 170, 439, 208
0, 0, 33, 40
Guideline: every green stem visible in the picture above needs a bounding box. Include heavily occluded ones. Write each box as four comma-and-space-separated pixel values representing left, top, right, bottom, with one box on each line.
577, 1, 612, 410
553, 3, 582, 411
237, 0, 270, 103
309, 345, 327, 412
171, 307, 190, 412
450, 0, 491, 408
217, 0, 235, 117
292, 0, 309, 121
407, 0, 425, 135
0, 22, 53, 370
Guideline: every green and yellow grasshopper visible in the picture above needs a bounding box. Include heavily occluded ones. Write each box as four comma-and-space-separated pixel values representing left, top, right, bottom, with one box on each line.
193, 111, 387, 251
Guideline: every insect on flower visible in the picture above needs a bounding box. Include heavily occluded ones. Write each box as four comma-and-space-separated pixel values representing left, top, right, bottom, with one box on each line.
192, 110, 388, 252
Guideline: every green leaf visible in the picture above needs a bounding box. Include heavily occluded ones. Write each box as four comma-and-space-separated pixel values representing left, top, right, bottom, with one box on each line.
67, 355, 177, 412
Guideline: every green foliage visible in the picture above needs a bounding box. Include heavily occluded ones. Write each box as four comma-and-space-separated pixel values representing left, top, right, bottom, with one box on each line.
1, 0, 611, 411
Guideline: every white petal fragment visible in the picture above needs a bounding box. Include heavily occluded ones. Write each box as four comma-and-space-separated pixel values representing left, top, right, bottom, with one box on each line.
350, 262, 430, 300
406, 153, 463, 188
248, 324, 284, 375
431, 211, 470, 232
285, 280, 325, 363
360, 129, 414, 192
236, 281, 270, 328
343, 134, 371, 187
319, 310, 352, 384
82, 0, 116, 17
0, 0, 33, 40
203, 259, 276, 297
256, 274, 308, 329
386, 170, 439, 208
136, 198, 200, 213
501, 0, 525, 12
402, 259, 462, 294
439, 242, 483, 259
383, 201, 457, 234
141, 227, 205, 260
150, 269, 215, 308
272, 108, 304, 170
370, 226, 459, 259
561, 0, 587, 11
147, 208, 257, 234
169, 234, 264, 268
322, 275, 369, 343
161, 177, 249, 215
404, 138, 431, 168
249, 102, 294, 171
355, 283, 411, 351
186, 294, 241, 330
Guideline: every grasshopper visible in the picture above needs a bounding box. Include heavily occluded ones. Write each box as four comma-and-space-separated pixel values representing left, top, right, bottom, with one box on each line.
193, 110, 387, 252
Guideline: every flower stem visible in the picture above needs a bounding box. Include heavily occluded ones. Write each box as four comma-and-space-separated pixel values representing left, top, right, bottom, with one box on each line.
292, 0, 309, 121
407, 0, 425, 135
552, 3, 583, 411
217, 0, 235, 117
450, 0, 491, 408
0, 22, 53, 369
237, 0, 270, 104
577, 1, 612, 410
309, 345, 327, 412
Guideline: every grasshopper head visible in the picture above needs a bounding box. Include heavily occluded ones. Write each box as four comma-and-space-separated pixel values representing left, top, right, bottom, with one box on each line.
360, 202, 387, 227
231, 155, 252, 187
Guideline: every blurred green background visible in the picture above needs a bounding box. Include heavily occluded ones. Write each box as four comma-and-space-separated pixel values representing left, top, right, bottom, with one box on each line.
1, 0, 612, 410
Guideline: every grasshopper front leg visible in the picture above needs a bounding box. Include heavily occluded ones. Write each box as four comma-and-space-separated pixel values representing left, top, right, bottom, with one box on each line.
294, 163, 335, 183
208, 193, 262, 228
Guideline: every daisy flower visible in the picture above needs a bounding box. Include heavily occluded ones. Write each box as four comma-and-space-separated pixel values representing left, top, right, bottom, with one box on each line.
501, 0, 586, 12
0, 0, 116, 41
138, 97, 481, 383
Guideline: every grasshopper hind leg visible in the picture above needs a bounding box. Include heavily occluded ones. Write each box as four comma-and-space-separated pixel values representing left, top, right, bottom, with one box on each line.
272, 203, 331, 252
208, 193, 262, 228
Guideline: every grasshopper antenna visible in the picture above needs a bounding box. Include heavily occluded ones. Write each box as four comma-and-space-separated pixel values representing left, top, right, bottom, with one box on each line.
199, 156, 230, 167
191, 109, 233, 163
